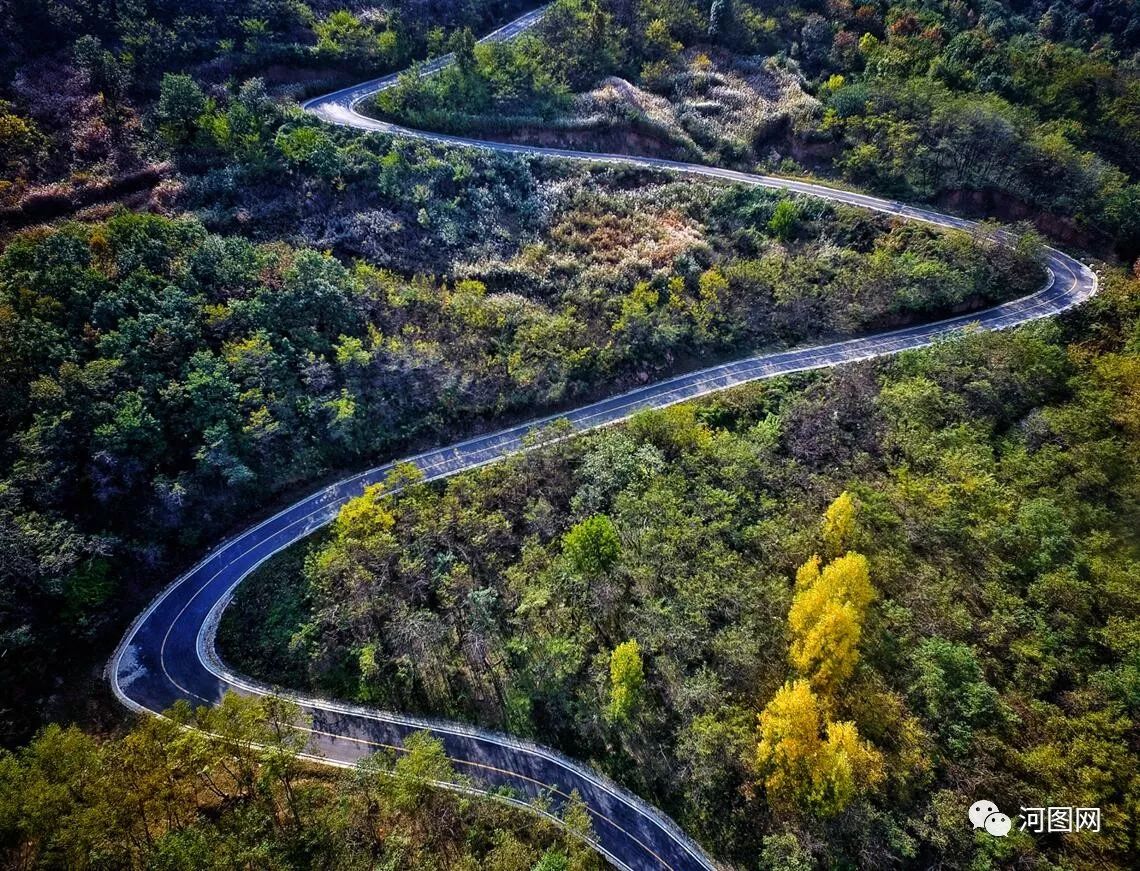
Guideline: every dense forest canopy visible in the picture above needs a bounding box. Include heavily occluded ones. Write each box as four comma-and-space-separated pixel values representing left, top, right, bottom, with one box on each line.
0, 177, 1041, 746
0, 0, 1137, 868
225, 266, 1140, 869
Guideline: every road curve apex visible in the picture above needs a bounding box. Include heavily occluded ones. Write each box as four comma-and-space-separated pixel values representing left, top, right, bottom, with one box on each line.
111, 6, 1096, 871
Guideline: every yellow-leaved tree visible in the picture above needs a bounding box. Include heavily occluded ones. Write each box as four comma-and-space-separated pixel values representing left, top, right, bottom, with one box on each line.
821, 490, 857, 555
606, 639, 645, 724
788, 551, 874, 694
754, 492, 884, 815
756, 680, 884, 815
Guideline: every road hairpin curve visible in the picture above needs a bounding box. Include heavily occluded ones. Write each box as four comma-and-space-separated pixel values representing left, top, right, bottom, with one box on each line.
110, 6, 1097, 869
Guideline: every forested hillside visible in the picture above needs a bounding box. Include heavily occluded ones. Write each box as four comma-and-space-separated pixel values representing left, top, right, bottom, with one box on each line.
372, 0, 1140, 259
1, 0, 533, 214
0, 693, 603, 870
0, 166, 1042, 746
226, 264, 1140, 869
1, 0, 1137, 868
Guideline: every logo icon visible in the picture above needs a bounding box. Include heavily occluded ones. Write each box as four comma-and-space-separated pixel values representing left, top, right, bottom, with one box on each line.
969, 800, 1010, 837
984, 812, 1012, 837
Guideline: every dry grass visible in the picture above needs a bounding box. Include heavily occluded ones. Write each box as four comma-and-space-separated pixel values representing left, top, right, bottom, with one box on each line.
456, 182, 713, 303
566, 50, 820, 164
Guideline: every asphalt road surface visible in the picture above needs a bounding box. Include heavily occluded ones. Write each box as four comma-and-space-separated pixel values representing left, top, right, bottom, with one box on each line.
111, 6, 1098, 870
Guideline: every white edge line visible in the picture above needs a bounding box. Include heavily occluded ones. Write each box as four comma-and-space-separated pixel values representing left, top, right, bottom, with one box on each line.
108, 4, 1101, 870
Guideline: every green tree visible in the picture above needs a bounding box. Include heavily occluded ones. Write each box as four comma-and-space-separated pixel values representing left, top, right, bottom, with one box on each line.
0, 104, 42, 175
533, 850, 571, 871
1104, 183, 1140, 260
562, 515, 620, 578
450, 27, 477, 75
156, 73, 207, 146
644, 18, 681, 62
386, 732, 462, 811
910, 638, 1001, 757
559, 789, 597, 869
314, 10, 399, 66
73, 34, 130, 104
760, 832, 814, 871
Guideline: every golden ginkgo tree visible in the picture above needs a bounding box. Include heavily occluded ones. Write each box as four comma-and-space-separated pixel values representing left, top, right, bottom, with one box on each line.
787, 551, 874, 696
754, 492, 885, 816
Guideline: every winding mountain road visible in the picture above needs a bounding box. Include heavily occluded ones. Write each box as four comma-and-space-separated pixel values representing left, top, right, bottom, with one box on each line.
110, 7, 1098, 870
